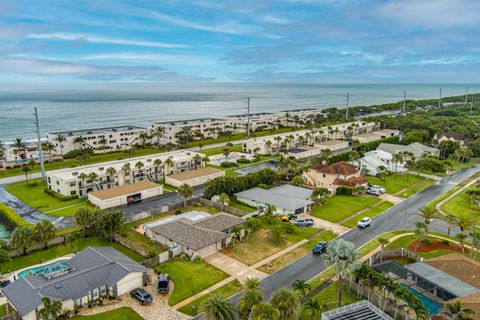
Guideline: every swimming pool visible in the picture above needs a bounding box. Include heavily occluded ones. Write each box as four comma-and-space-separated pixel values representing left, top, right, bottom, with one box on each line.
17, 260, 73, 279
401, 284, 444, 315
210, 157, 238, 164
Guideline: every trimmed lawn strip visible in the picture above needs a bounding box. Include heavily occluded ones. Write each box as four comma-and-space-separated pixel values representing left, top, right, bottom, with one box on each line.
201, 145, 243, 156
311, 195, 381, 223
162, 259, 230, 306
257, 230, 337, 274
0, 304, 5, 317
122, 229, 168, 255
403, 179, 435, 197
71, 307, 143, 320
366, 174, 424, 195
228, 197, 256, 213
177, 280, 243, 316
442, 185, 480, 224
341, 201, 394, 228
5, 179, 92, 216
6, 236, 144, 273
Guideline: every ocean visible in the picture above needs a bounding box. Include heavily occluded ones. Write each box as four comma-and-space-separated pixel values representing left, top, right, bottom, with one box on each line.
1, 83, 478, 141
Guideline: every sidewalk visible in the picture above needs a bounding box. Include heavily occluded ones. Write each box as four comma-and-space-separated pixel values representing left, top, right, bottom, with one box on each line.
436, 176, 478, 215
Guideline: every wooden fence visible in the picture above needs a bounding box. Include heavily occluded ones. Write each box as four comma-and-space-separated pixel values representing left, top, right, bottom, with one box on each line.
367, 248, 423, 266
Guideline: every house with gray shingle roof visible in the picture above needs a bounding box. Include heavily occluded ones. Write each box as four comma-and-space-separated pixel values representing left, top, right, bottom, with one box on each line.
145, 213, 245, 259
2, 247, 148, 320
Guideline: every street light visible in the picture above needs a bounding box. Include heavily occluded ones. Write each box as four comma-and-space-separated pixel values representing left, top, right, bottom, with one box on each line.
402, 193, 408, 231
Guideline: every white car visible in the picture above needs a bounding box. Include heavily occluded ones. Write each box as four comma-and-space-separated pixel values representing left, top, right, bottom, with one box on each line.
366, 187, 382, 196
357, 217, 372, 228
370, 185, 386, 193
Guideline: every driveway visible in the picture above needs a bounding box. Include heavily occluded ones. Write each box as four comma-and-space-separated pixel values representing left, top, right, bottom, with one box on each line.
204, 252, 267, 282
302, 214, 349, 235
378, 193, 404, 205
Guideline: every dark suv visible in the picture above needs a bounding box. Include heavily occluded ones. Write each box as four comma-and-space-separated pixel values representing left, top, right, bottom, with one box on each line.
130, 288, 153, 305
158, 274, 170, 294
312, 241, 329, 254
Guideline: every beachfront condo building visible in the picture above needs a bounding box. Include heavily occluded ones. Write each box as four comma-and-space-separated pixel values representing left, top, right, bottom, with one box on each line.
46, 125, 149, 155
152, 118, 227, 144
46, 150, 204, 197
243, 121, 378, 155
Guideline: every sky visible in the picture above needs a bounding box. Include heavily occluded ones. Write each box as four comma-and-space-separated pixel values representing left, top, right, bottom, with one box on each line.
1, 0, 479, 83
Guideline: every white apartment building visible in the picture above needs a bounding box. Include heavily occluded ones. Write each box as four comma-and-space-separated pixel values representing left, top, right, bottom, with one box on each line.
46, 150, 204, 197
152, 118, 227, 144
277, 109, 325, 126
2, 140, 42, 163
224, 112, 279, 133
46, 125, 149, 155
243, 121, 377, 155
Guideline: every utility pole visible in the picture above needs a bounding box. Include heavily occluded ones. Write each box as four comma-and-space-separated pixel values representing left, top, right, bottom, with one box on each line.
403, 90, 407, 114
246, 97, 251, 139
438, 87, 442, 108
345, 92, 349, 120
33, 107, 45, 181
465, 86, 469, 105
471, 95, 475, 117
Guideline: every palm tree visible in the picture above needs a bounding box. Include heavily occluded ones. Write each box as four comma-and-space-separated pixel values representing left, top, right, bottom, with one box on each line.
78, 172, 88, 187
106, 167, 116, 183
95, 209, 123, 242
445, 214, 457, 237
13, 137, 26, 153
38, 296, 63, 320
268, 225, 287, 246
456, 216, 471, 233
274, 136, 282, 154
164, 158, 174, 175
73, 136, 86, 150
270, 288, 300, 320
237, 287, 263, 320
392, 152, 404, 179
414, 223, 425, 252
265, 140, 273, 154
244, 277, 262, 291
0, 249, 11, 274
218, 193, 230, 211
378, 238, 390, 262
11, 226, 34, 255
88, 172, 98, 187
417, 206, 437, 238
469, 230, 480, 260
74, 207, 96, 237
201, 296, 235, 320
291, 279, 311, 299
456, 233, 468, 254
66, 231, 83, 253
250, 302, 280, 320
223, 147, 231, 161
442, 300, 475, 320
122, 163, 131, 177
43, 141, 56, 161
153, 127, 164, 145
55, 135, 66, 156
135, 161, 145, 176
34, 220, 56, 249
322, 239, 361, 307
139, 132, 148, 148
178, 184, 194, 207
303, 299, 324, 320
21, 165, 32, 181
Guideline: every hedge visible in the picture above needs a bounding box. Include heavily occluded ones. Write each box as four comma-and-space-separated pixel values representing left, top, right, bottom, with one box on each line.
44, 187, 79, 201
0, 203, 28, 230
336, 186, 353, 195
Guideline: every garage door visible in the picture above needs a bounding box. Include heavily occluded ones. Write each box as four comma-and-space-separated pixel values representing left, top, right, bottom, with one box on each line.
117, 275, 143, 296
198, 244, 217, 258
105, 198, 122, 207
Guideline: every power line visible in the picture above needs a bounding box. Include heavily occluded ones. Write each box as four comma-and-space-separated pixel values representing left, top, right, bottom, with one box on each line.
345, 92, 350, 120
403, 90, 407, 114
33, 107, 45, 181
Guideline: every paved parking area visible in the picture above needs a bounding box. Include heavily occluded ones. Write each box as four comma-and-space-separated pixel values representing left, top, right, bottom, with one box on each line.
235, 162, 277, 176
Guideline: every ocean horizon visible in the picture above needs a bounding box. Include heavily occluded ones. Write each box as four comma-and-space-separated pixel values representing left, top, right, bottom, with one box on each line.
1, 83, 478, 141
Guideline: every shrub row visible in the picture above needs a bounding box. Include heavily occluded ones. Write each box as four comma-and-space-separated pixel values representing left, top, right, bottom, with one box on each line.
0, 203, 28, 230
44, 187, 79, 201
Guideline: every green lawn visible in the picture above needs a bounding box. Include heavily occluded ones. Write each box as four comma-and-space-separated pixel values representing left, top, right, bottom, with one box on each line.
160, 259, 230, 306
201, 144, 243, 156
387, 235, 469, 260
71, 307, 143, 320
122, 229, 169, 255
178, 280, 243, 316
0, 304, 6, 317
228, 197, 256, 213
341, 201, 394, 228
403, 179, 435, 197
366, 174, 424, 194
299, 282, 361, 319
311, 195, 381, 223
5, 179, 93, 217
5, 237, 144, 273
442, 185, 480, 224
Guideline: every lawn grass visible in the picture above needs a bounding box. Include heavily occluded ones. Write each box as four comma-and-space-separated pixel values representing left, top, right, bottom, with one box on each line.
311, 195, 381, 223
442, 185, 480, 224
5, 179, 93, 217
201, 144, 243, 156
0, 304, 5, 317
366, 174, 424, 194
228, 196, 256, 213
341, 201, 394, 228
257, 230, 337, 274
161, 258, 230, 306
122, 229, 168, 255
403, 179, 435, 197
177, 280, 243, 316
71, 307, 143, 320
6, 236, 144, 273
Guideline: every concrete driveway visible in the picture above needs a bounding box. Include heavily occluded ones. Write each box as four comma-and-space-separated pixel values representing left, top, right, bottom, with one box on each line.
303, 213, 349, 235
204, 252, 267, 282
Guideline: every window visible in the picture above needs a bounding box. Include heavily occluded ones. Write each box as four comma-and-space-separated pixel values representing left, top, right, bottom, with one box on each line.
70, 181, 76, 187
100, 285, 107, 296
75, 298, 82, 306
70, 191, 76, 195
92, 288, 99, 299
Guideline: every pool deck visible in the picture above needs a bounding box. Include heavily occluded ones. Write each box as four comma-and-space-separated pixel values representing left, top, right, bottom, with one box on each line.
7, 254, 74, 282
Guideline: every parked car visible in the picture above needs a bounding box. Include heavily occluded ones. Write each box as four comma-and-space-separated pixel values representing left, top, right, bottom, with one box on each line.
291, 217, 314, 227
281, 213, 298, 222
312, 241, 329, 254
357, 217, 372, 228
366, 187, 382, 196
158, 274, 170, 294
370, 185, 386, 193
130, 288, 153, 305
0, 280, 11, 288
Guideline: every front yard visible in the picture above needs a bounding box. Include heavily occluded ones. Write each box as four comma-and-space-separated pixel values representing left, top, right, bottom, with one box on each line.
341, 201, 394, 228
71, 307, 143, 320
366, 173, 425, 194
5, 179, 92, 217
311, 195, 381, 223
441, 185, 480, 224
159, 258, 230, 306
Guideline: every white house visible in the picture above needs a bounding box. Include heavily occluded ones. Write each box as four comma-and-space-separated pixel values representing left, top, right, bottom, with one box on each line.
357, 150, 406, 176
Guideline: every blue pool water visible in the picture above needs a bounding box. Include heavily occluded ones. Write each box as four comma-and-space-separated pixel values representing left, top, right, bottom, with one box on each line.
17, 260, 72, 278
401, 284, 444, 315
210, 157, 238, 164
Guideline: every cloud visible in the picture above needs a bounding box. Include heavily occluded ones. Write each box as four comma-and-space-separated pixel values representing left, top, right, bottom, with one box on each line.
27, 33, 187, 49
81, 53, 216, 65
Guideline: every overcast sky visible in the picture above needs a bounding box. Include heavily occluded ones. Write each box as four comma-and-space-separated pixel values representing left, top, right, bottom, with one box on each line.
1, 0, 479, 83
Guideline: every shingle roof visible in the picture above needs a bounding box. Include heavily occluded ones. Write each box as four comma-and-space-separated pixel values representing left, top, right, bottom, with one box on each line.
2, 247, 147, 316
193, 213, 245, 232
377, 142, 439, 158
235, 186, 313, 211
426, 253, 480, 289
435, 132, 465, 141
312, 162, 358, 175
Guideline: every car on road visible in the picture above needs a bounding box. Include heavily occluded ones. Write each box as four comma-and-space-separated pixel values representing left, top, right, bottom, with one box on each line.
366, 187, 382, 196
291, 217, 314, 227
158, 274, 170, 294
357, 217, 372, 228
312, 241, 329, 254
130, 288, 153, 305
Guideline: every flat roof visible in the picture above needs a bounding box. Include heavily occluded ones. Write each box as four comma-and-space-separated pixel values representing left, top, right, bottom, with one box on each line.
48, 125, 146, 136
288, 147, 311, 154
167, 167, 223, 181
316, 139, 348, 146
354, 133, 380, 138
89, 181, 161, 200
144, 210, 211, 230
155, 118, 225, 125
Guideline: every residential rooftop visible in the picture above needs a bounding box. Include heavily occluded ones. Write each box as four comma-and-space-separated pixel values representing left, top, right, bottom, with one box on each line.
89, 181, 161, 200
235, 185, 313, 211
48, 125, 146, 136
154, 118, 225, 125
166, 166, 222, 181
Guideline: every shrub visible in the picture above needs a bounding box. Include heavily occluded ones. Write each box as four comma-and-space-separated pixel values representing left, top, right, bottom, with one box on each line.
26, 181, 39, 187
416, 158, 446, 173
280, 222, 297, 234
422, 239, 431, 246
442, 239, 450, 245
220, 161, 238, 168
44, 187, 79, 201
336, 186, 353, 196
63, 148, 94, 159
0, 203, 28, 230
236, 158, 251, 164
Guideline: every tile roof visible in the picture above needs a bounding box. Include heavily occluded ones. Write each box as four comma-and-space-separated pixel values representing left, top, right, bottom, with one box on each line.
2, 247, 147, 316
312, 162, 359, 175
333, 176, 368, 187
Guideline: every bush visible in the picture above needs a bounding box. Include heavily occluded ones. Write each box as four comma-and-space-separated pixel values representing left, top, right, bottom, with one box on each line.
280, 222, 297, 234
0, 203, 28, 230
442, 239, 450, 245
416, 158, 446, 173
422, 239, 431, 246
220, 161, 238, 168
26, 181, 39, 187
237, 158, 251, 164
44, 187, 79, 201
336, 186, 353, 195
63, 148, 94, 159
